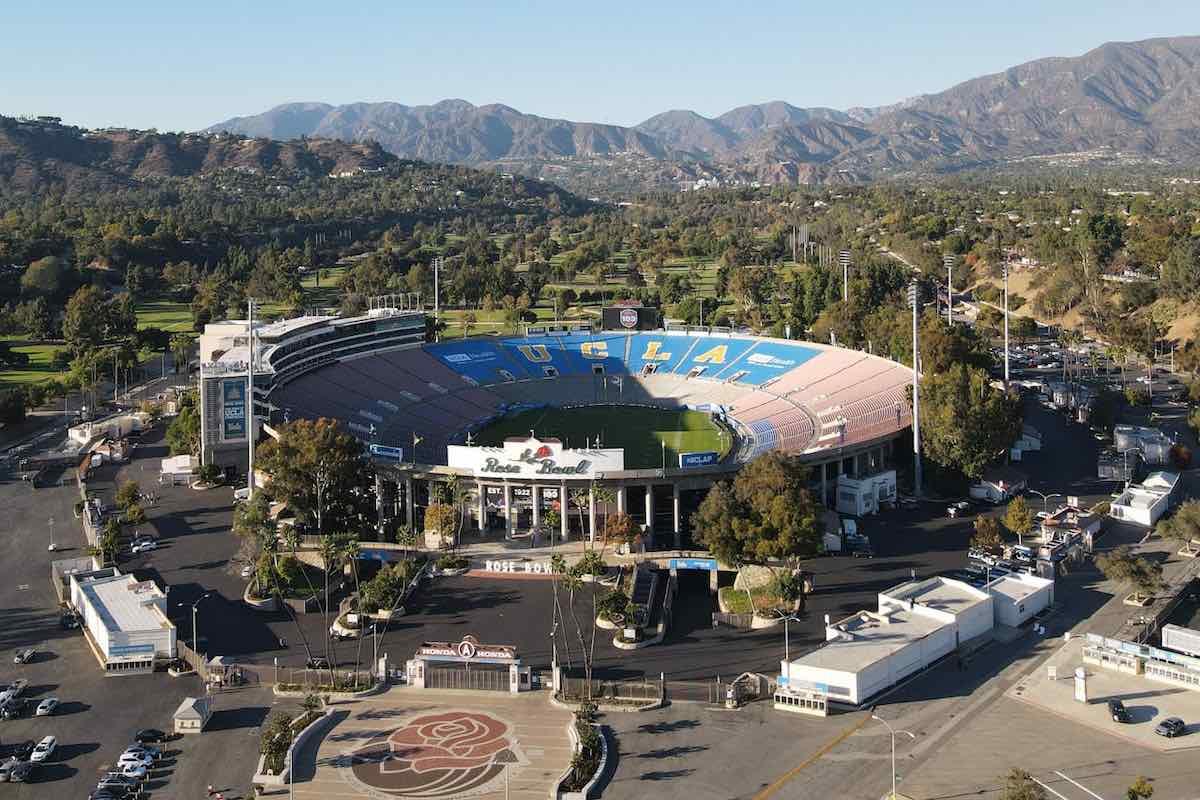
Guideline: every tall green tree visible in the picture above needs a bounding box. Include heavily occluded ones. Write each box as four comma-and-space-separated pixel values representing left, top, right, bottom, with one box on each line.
256, 418, 374, 535
918, 364, 1022, 480
62, 285, 109, 354
1003, 496, 1035, 543
692, 452, 821, 565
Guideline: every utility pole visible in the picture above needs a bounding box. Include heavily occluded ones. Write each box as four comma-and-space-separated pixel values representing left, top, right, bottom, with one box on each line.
943, 254, 955, 325
909, 280, 922, 498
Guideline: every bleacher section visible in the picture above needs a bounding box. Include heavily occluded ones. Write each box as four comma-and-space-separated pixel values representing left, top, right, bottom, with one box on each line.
268, 330, 912, 465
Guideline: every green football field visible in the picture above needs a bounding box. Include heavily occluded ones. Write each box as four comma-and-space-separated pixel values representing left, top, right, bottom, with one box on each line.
472, 405, 732, 469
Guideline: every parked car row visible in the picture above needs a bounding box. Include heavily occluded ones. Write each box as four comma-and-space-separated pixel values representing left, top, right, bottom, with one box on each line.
89, 731, 171, 799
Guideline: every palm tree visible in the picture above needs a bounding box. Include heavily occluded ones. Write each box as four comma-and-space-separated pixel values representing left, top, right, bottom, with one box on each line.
318, 534, 340, 686
592, 486, 616, 537
339, 537, 367, 686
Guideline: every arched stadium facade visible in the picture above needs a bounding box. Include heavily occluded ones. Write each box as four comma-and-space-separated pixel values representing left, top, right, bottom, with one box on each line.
199, 309, 914, 547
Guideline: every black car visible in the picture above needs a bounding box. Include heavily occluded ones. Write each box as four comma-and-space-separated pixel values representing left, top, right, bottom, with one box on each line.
133, 728, 168, 744
1154, 716, 1187, 737
306, 657, 332, 670
60, 612, 80, 630
6, 741, 34, 761
0, 698, 29, 720
1108, 698, 1131, 723
6, 761, 33, 783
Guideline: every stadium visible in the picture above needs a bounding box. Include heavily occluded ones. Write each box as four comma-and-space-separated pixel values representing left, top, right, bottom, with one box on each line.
199, 305, 914, 548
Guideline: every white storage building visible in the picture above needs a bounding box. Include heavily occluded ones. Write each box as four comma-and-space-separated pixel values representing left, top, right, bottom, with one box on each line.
985, 572, 1055, 627
70, 569, 176, 675
835, 470, 898, 516
1109, 470, 1179, 527
779, 577, 992, 706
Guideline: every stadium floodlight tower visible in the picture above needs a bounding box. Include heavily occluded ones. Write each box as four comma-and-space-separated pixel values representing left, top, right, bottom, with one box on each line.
1003, 260, 1011, 387
838, 249, 852, 301
908, 279, 923, 498
246, 298, 257, 500
943, 253, 956, 325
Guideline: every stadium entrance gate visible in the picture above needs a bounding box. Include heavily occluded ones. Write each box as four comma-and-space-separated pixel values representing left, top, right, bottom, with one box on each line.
405, 636, 532, 693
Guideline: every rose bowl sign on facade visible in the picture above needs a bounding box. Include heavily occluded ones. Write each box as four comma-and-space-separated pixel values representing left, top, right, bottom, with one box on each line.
447, 436, 624, 479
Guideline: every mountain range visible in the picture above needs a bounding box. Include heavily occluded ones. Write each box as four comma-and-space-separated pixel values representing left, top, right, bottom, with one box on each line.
207, 36, 1200, 191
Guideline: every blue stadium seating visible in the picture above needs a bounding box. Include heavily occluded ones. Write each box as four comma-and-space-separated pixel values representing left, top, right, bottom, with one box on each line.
426, 339, 527, 384
625, 332, 696, 375
667, 336, 757, 377
714, 340, 820, 385
556, 332, 631, 376
497, 337, 582, 378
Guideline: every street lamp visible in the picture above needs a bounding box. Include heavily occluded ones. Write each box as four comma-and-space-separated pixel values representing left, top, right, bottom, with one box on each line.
771, 609, 801, 682
872, 714, 916, 800
1027, 490, 1062, 517
177, 592, 214, 656
1120, 446, 1143, 487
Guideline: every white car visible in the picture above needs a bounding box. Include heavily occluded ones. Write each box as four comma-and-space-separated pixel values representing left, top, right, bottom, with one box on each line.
116, 762, 148, 780
233, 486, 252, 502
131, 539, 158, 554
34, 697, 59, 716
119, 750, 154, 767
241, 564, 254, 578
30, 735, 56, 763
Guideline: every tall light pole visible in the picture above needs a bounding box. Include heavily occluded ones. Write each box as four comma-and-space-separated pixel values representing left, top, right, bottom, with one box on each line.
871, 714, 915, 800
943, 254, 955, 326
772, 610, 800, 682
909, 279, 922, 498
434, 256, 442, 342
47, 517, 56, 552
180, 592, 213, 656
1002, 261, 1011, 388
1027, 489, 1062, 517
838, 250, 851, 302
247, 298, 257, 501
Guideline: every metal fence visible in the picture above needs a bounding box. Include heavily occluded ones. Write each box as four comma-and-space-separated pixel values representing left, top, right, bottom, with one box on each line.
712, 611, 756, 629
559, 675, 662, 704
276, 667, 375, 690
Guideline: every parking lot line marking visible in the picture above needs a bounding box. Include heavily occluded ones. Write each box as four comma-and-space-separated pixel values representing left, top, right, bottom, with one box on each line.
752, 714, 870, 800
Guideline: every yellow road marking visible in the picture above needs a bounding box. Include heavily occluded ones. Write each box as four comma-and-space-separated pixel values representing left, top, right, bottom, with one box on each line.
753, 715, 871, 800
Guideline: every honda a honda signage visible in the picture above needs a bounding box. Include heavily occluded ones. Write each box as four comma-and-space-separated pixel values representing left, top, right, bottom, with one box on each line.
447, 436, 624, 479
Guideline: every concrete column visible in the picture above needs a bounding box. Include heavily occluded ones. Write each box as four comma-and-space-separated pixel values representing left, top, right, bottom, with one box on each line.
477, 482, 486, 531
672, 484, 682, 549
820, 463, 827, 507
560, 481, 569, 541
405, 477, 415, 529
616, 485, 626, 515
503, 483, 513, 537
532, 485, 541, 529
644, 485, 655, 539
588, 489, 597, 541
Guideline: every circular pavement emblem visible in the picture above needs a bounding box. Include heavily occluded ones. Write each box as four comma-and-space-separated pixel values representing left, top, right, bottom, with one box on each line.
341, 710, 528, 798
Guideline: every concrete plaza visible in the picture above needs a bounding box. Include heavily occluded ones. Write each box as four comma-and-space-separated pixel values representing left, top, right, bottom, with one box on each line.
291, 688, 573, 800
1011, 636, 1200, 752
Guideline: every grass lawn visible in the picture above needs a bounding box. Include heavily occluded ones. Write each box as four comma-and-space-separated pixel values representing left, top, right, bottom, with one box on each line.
135, 301, 194, 332
472, 405, 730, 469
0, 337, 62, 386
719, 585, 784, 614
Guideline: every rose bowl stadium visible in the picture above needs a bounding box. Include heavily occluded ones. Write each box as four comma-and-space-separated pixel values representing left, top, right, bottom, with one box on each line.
197, 304, 913, 548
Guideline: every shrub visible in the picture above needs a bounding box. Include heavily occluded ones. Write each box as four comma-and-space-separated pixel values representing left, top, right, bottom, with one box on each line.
259, 711, 294, 774
197, 463, 222, 484
435, 554, 468, 571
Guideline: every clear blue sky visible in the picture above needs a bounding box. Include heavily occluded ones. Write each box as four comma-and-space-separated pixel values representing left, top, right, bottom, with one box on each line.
2, 0, 1198, 131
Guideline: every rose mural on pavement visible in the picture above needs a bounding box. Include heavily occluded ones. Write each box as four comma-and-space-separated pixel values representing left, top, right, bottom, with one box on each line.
343, 710, 528, 798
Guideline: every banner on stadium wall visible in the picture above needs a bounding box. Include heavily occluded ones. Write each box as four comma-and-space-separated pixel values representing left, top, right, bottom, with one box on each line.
448, 436, 624, 479
222, 379, 246, 440
369, 444, 404, 461
679, 451, 719, 469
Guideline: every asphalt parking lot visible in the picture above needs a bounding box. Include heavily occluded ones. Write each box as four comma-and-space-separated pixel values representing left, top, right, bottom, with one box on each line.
0, 431, 282, 799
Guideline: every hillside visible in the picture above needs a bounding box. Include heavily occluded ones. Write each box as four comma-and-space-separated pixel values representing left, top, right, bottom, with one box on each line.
0, 115, 397, 193
206, 36, 1200, 191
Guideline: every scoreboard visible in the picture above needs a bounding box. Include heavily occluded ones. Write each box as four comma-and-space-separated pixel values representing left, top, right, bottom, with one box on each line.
602, 305, 660, 331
